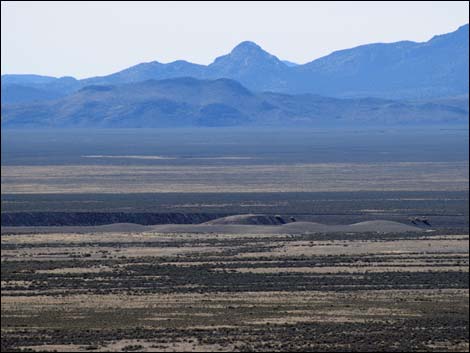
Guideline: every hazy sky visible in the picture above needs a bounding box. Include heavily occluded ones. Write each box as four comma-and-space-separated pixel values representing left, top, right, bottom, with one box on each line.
2, 1, 469, 78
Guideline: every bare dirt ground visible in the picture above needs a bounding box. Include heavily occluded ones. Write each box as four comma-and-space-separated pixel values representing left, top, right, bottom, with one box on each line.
1, 228, 468, 352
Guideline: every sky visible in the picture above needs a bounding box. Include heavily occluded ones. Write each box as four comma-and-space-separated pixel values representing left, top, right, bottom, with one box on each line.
2, 1, 469, 79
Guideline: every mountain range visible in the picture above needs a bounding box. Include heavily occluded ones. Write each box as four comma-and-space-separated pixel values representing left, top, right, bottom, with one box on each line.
2, 77, 468, 128
1, 24, 468, 128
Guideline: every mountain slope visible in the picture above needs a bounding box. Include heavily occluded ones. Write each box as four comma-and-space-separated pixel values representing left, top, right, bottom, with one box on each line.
293, 24, 469, 98
205, 41, 290, 91
1, 76, 80, 104
82, 60, 206, 86
1, 84, 64, 104
1, 74, 59, 85
2, 78, 467, 128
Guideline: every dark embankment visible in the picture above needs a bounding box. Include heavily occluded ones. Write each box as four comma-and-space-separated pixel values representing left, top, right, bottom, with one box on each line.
0, 212, 226, 227
204, 214, 289, 225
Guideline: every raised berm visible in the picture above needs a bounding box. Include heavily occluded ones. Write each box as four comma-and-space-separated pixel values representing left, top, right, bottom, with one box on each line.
0, 214, 424, 234
203, 214, 287, 225
152, 214, 423, 234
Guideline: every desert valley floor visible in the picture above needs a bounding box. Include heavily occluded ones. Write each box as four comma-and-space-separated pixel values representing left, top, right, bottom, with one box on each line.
1, 129, 469, 352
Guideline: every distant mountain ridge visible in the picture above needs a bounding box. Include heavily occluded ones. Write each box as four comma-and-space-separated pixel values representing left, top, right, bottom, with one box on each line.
1, 24, 468, 104
2, 77, 467, 128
